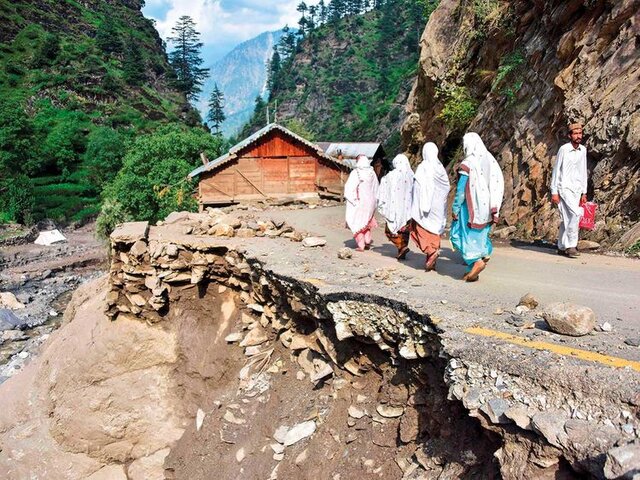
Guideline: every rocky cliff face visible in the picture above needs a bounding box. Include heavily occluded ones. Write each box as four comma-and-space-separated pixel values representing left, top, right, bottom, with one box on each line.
402, 0, 639, 248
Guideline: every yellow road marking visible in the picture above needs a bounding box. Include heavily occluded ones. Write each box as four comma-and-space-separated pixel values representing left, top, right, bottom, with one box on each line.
302, 278, 329, 287
465, 327, 640, 372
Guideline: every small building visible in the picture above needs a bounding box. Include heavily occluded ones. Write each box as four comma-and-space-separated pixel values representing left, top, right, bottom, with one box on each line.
189, 123, 351, 208
317, 142, 387, 178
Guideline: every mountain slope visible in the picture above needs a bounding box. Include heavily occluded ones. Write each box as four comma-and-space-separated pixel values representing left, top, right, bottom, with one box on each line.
0, 0, 196, 224
240, 0, 428, 154
199, 30, 284, 137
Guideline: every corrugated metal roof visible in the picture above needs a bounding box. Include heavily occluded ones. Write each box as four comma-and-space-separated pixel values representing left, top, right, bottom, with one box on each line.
320, 143, 383, 160
189, 152, 231, 178
189, 123, 349, 178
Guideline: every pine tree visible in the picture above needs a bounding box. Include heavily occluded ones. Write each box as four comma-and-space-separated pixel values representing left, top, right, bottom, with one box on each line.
206, 84, 226, 135
95, 17, 123, 55
318, 0, 328, 24
297, 2, 308, 36
167, 16, 209, 101
307, 5, 318, 31
122, 41, 145, 85
328, 0, 347, 22
267, 49, 281, 93
278, 25, 297, 58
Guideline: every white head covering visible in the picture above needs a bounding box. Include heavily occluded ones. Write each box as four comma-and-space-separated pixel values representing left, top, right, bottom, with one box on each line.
344, 155, 380, 234
377, 154, 414, 234
460, 132, 504, 227
410, 143, 450, 234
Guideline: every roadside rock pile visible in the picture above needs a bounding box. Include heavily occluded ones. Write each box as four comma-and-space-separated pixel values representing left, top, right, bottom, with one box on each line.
162, 209, 306, 242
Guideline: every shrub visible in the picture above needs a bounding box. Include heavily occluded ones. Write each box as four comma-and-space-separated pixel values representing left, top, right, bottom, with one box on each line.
493, 50, 525, 89
32, 32, 60, 67
0, 174, 35, 225
95, 198, 131, 239
438, 85, 478, 132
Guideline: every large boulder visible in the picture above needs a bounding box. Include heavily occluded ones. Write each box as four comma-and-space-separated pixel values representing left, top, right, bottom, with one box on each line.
604, 441, 640, 480
542, 302, 596, 336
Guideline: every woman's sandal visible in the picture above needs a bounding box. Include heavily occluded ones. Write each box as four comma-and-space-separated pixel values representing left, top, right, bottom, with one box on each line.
425, 251, 439, 271
397, 247, 409, 260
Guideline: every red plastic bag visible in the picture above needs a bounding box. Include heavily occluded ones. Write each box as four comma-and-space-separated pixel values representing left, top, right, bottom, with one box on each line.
579, 201, 597, 231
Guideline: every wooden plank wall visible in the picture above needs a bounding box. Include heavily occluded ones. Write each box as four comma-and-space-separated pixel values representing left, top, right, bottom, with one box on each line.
316, 159, 345, 193
243, 132, 309, 158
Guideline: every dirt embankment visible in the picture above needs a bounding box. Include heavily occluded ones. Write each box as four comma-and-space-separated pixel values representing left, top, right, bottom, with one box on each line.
0, 211, 638, 479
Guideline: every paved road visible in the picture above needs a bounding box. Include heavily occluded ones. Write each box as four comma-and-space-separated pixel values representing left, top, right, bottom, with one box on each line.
267, 205, 640, 361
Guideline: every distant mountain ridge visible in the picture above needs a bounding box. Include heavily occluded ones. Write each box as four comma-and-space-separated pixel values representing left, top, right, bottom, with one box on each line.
199, 30, 284, 137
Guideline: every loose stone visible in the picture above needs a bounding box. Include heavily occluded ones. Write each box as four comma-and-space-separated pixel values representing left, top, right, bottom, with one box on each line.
283, 421, 316, 446
543, 303, 596, 336
376, 405, 404, 418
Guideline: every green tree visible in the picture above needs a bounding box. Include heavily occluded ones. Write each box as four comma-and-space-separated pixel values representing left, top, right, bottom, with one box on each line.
318, 0, 328, 23
206, 83, 226, 135
122, 41, 145, 85
267, 49, 281, 93
167, 16, 209, 100
95, 17, 123, 55
85, 127, 126, 188
0, 98, 35, 172
278, 25, 297, 58
297, 2, 309, 36
99, 124, 224, 231
34, 109, 88, 175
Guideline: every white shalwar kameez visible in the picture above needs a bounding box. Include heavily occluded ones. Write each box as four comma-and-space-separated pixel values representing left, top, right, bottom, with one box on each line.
377, 154, 414, 234
344, 155, 379, 250
550, 143, 588, 250
410, 143, 450, 235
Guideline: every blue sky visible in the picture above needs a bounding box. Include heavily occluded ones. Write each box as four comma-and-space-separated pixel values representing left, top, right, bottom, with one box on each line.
143, 0, 318, 65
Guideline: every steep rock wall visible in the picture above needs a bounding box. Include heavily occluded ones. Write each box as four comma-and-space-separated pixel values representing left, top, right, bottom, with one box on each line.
402, 0, 639, 248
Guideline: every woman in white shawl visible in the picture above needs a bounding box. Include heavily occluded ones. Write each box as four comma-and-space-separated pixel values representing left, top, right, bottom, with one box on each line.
377, 154, 414, 259
344, 155, 380, 251
450, 132, 504, 282
410, 142, 450, 271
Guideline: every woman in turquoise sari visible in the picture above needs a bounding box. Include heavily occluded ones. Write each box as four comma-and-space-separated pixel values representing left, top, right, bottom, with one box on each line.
450, 133, 504, 282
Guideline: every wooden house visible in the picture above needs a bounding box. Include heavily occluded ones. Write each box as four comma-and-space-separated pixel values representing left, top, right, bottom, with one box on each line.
189, 123, 351, 208
317, 142, 387, 178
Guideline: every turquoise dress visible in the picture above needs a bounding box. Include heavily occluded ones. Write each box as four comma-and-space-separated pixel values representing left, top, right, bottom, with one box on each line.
450, 174, 493, 269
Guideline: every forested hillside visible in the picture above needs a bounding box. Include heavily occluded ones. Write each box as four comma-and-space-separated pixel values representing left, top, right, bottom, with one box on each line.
240, 0, 435, 153
0, 0, 214, 227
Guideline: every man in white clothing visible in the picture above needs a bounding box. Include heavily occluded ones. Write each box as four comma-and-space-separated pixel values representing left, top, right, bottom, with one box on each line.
550, 123, 588, 258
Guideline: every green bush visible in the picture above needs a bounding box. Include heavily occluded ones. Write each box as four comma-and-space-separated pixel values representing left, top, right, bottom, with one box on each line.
0, 174, 35, 224
32, 32, 60, 67
438, 85, 478, 132
627, 240, 640, 256
32, 107, 89, 174
493, 50, 525, 88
